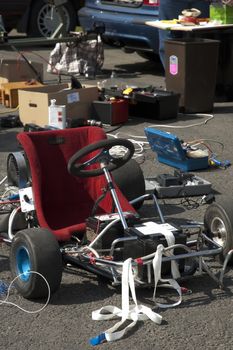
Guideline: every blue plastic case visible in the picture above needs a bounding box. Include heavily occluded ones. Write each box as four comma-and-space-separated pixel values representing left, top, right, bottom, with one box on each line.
144, 128, 209, 171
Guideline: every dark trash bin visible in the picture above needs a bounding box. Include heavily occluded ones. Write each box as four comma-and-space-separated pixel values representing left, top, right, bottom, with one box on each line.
165, 38, 220, 113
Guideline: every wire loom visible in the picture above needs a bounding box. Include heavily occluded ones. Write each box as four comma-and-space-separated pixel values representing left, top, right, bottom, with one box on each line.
0, 272, 50, 314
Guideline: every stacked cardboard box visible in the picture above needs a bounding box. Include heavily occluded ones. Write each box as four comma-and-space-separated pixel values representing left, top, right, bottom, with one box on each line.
18, 84, 99, 127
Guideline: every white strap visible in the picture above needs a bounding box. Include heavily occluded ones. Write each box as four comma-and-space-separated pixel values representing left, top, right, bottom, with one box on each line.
91, 242, 182, 344
91, 258, 162, 344
158, 228, 180, 279
152, 244, 182, 308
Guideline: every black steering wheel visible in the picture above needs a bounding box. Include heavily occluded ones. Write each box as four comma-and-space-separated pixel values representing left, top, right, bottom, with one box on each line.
68, 138, 135, 178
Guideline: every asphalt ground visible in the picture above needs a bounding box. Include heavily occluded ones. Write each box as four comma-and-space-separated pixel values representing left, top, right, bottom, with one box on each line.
0, 43, 233, 350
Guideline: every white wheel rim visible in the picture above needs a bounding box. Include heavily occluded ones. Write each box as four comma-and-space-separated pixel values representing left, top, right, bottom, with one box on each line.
210, 217, 227, 247
37, 4, 70, 37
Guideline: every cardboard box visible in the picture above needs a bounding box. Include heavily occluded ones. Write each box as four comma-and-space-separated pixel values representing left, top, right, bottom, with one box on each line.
1, 81, 43, 108
18, 84, 99, 127
0, 59, 44, 85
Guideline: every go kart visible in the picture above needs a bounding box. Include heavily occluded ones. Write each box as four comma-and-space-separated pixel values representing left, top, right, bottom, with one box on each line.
1, 126, 233, 308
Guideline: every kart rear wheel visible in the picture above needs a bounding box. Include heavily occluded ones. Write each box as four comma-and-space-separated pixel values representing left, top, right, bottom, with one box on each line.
10, 228, 62, 299
112, 159, 145, 210
204, 196, 233, 263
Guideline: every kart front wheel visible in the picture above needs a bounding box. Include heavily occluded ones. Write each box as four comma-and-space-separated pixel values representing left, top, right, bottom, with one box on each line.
204, 196, 233, 263
10, 228, 62, 299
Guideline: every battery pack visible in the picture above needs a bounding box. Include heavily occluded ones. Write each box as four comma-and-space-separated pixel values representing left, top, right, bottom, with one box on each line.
122, 222, 187, 277
85, 212, 138, 249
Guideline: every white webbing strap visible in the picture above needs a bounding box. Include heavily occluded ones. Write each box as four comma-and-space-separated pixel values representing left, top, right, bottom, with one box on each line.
90, 257, 162, 345
90, 244, 182, 345
152, 244, 182, 308
158, 227, 180, 280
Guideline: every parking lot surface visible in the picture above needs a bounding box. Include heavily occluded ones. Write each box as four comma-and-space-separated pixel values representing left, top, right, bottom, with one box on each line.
0, 44, 233, 350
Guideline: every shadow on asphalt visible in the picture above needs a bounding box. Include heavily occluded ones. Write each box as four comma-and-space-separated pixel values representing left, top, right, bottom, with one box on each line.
116, 112, 214, 129
213, 104, 233, 114
51, 267, 119, 306
134, 270, 233, 312
138, 202, 186, 218
115, 60, 164, 77
0, 253, 9, 273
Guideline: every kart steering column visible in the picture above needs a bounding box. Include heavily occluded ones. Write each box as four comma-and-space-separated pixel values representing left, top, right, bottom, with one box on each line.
101, 163, 129, 230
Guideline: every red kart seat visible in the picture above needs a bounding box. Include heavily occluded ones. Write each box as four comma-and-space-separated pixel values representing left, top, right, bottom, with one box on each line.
17, 127, 136, 241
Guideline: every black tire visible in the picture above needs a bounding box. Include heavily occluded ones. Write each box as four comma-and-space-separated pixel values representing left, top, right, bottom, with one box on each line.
10, 228, 62, 299
204, 196, 233, 263
112, 159, 145, 210
28, 0, 77, 37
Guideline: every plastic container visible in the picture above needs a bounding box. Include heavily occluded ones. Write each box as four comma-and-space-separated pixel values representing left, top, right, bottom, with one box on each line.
165, 38, 220, 113
144, 128, 209, 171
48, 99, 66, 129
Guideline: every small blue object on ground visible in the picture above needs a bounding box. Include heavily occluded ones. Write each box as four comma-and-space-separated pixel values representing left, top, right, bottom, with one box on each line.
0, 280, 9, 296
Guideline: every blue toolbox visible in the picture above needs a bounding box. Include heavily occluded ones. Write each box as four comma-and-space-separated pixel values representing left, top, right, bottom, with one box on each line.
144, 128, 209, 171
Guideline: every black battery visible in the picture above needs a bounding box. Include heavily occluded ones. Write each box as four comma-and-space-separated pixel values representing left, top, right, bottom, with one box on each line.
122, 224, 186, 277
85, 213, 139, 249
130, 90, 180, 120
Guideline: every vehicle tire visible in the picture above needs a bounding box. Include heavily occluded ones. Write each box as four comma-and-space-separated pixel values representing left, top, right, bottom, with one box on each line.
28, 0, 77, 37
112, 159, 145, 210
10, 228, 62, 299
204, 196, 233, 263
136, 51, 161, 63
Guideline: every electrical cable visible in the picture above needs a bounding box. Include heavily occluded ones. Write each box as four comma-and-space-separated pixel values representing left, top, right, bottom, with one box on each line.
0, 176, 7, 186
185, 138, 224, 157
82, 246, 100, 258
108, 132, 150, 163
107, 113, 214, 142
183, 138, 226, 164
91, 190, 108, 217
0, 271, 50, 314
162, 192, 214, 210
187, 138, 224, 150
103, 124, 124, 134
107, 113, 215, 164
147, 113, 214, 129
